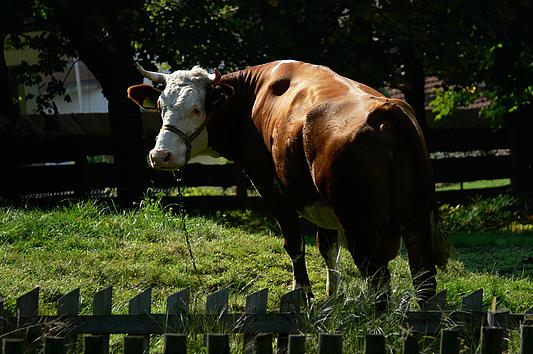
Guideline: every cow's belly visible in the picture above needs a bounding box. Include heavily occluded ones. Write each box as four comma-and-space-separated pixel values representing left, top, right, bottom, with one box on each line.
298, 203, 342, 230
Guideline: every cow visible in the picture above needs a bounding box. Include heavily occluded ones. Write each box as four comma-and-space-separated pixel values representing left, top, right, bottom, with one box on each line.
127, 60, 450, 307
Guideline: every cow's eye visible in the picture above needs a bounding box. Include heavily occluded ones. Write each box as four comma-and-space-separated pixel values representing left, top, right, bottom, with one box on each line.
192, 108, 201, 115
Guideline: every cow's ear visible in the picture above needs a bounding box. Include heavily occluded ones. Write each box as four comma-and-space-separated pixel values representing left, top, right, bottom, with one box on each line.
208, 83, 234, 110
127, 84, 161, 111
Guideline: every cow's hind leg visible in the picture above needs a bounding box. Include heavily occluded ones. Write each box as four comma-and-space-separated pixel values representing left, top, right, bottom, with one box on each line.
329, 188, 397, 310
403, 228, 437, 305
390, 128, 441, 305
317, 228, 341, 296
275, 210, 314, 301
324, 126, 401, 310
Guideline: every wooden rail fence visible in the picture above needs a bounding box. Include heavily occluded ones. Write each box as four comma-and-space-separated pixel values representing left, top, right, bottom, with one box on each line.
0, 112, 513, 205
0, 287, 531, 353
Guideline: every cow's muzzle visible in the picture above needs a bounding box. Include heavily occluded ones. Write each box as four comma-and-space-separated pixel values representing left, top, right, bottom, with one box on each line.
149, 149, 180, 170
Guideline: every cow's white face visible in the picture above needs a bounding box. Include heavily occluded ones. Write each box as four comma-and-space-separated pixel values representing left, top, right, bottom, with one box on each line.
150, 68, 216, 169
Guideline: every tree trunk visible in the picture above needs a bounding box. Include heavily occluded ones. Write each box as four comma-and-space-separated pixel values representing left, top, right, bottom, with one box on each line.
403, 51, 428, 141
57, 11, 148, 206
506, 104, 533, 215
79, 50, 147, 206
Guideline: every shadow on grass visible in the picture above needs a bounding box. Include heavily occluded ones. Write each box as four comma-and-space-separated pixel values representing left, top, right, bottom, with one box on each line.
449, 232, 533, 278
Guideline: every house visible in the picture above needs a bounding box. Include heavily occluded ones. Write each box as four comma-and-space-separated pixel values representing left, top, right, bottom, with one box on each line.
4, 45, 108, 114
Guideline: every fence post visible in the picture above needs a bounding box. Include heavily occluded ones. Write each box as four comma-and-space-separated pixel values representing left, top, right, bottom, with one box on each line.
318, 333, 342, 354
128, 288, 152, 353
2, 338, 24, 354
206, 333, 229, 354
521, 325, 533, 354
479, 326, 502, 354
93, 287, 112, 354
278, 289, 303, 354
57, 288, 80, 315
440, 328, 460, 354
0, 298, 5, 336
365, 334, 386, 354
402, 331, 419, 354
422, 289, 447, 311
84, 335, 106, 354
43, 336, 66, 354
206, 288, 230, 316
487, 308, 510, 352
205, 287, 230, 339
124, 335, 145, 354
461, 289, 484, 340
253, 333, 273, 354
287, 334, 305, 354
16, 287, 40, 352
461, 289, 483, 312
243, 289, 268, 354
166, 287, 190, 333
16, 287, 39, 318
163, 333, 187, 354
57, 288, 80, 352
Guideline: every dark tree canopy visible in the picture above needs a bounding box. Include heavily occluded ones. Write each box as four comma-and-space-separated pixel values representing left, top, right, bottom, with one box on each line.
5, 0, 531, 120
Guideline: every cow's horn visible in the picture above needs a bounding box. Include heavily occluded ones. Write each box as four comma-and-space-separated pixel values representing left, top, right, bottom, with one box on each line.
136, 64, 166, 84
208, 68, 222, 85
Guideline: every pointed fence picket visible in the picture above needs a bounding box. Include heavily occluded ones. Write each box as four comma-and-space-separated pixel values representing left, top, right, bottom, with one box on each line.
0, 287, 531, 354
93, 287, 112, 354
243, 288, 268, 354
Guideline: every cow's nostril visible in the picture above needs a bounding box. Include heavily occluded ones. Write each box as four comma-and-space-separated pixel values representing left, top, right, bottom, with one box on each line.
149, 149, 174, 166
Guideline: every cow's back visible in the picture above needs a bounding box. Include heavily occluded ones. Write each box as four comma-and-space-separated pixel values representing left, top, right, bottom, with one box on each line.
246, 61, 395, 210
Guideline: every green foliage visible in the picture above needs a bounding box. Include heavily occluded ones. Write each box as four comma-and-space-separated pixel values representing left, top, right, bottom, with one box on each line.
5, 0, 531, 124
430, 86, 481, 120
430, 83, 533, 123
439, 195, 528, 234
428, 1, 532, 121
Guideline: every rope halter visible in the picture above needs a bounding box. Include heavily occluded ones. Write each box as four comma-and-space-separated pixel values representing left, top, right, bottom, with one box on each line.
160, 117, 208, 164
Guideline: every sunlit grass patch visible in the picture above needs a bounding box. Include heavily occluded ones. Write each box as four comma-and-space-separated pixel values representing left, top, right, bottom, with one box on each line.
435, 178, 510, 191
1, 197, 532, 352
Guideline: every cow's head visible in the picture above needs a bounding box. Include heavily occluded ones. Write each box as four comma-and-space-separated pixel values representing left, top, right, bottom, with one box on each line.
128, 64, 230, 170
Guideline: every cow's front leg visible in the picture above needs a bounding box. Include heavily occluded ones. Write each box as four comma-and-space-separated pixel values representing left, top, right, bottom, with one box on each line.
275, 211, 313, 301
317, 228, 341, 296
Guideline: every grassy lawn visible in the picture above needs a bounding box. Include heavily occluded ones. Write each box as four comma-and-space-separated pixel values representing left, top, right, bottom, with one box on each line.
0, 196, 532, 352
436, 178, 510, 191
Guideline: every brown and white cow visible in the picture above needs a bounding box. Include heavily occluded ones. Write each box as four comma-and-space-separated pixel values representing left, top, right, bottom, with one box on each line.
128, 60, 450, 306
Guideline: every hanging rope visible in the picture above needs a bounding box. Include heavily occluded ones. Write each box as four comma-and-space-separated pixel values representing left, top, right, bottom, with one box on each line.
173, 169, 200, 278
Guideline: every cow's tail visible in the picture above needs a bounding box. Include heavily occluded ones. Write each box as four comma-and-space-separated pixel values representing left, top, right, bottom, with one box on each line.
369, 99, 451, 269
429, 205, 450, 269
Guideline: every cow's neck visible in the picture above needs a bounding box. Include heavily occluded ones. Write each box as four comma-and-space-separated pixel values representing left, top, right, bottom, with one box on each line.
207, 68, 271, 169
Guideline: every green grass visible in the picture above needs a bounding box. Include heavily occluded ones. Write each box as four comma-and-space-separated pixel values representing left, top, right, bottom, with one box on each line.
435, 178, 511, 191
0, 196, 532, 352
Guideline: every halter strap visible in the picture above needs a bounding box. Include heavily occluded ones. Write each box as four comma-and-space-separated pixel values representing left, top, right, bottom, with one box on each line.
161, 118, 208, 163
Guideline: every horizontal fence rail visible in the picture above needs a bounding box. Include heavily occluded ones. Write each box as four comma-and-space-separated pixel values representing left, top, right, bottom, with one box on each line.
0, 113, 513, 205
0, 287, 531, 353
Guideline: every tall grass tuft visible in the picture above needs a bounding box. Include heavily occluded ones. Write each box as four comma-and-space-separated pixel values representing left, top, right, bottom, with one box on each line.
304, 279, 410, 352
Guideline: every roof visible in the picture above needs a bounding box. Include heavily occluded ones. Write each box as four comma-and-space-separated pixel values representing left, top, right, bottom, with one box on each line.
386, 76, 490, 110
62, 60, 99, 86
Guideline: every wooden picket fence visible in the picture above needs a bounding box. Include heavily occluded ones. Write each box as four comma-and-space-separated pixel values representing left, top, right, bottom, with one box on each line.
0, 287, 532, 353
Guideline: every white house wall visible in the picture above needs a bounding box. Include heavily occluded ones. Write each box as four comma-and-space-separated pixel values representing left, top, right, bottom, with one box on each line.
53, 80, 108, 113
